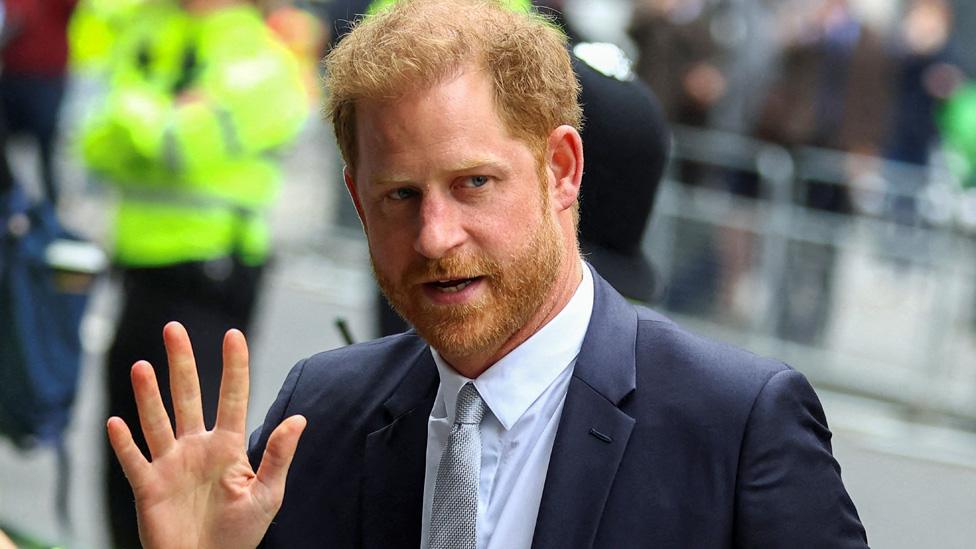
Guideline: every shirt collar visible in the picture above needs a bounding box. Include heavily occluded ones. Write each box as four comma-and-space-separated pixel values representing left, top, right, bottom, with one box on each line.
432, 262, 595, 430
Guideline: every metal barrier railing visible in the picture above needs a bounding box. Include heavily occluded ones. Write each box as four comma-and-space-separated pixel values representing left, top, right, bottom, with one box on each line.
644, 125, 976, 425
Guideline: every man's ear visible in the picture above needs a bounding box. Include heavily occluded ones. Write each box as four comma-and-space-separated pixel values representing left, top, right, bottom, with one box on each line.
545, 125, 584, 213
343, 166, 368, 232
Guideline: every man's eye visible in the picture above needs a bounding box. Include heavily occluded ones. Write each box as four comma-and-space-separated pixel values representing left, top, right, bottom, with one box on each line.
465, 175, 490, 188
387, 187, 417, 200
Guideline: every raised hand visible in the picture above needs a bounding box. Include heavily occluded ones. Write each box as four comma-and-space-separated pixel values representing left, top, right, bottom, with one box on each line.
107, 321, 306, 549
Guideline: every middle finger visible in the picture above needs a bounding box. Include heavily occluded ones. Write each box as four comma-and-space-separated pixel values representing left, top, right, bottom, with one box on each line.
162, 321, 205, 436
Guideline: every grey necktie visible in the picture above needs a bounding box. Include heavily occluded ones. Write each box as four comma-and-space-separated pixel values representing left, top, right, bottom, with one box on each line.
428, 382, 487, 549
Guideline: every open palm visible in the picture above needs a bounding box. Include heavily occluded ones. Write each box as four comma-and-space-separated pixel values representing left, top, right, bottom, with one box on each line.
107, 322, 306, 549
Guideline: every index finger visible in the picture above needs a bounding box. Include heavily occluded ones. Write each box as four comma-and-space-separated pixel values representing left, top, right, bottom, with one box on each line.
215, 328, 250, 434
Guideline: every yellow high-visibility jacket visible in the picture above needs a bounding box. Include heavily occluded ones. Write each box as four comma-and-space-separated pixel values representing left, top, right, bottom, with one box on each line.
81, 1, 308, 267
69, 0, 146, 74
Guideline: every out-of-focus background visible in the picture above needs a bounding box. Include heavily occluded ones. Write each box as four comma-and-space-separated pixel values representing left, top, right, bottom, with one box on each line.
1, 0, 975, 547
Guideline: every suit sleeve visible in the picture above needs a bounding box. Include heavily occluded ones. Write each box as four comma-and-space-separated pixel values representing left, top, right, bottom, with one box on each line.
733, 368, 868, 548
248, 358, 308, 471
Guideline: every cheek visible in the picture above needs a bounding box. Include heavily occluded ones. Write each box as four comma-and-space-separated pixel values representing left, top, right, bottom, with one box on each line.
476, 198, 544, 253
363, 204, 406, 239
365, 222, 410, 268
370, 234, 405, 263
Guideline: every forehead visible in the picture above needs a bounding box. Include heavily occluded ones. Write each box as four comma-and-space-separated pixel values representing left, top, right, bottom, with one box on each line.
352, 69, 528, 178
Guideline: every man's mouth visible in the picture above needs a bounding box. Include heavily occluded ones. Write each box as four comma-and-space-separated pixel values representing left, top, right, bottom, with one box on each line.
427, 277, 480, 293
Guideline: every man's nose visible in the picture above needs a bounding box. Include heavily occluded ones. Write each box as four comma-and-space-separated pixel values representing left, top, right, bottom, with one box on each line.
414, 194, 466, 259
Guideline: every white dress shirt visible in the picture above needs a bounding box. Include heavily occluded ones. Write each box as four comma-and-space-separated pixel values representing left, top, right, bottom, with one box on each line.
421, 264, 595, 549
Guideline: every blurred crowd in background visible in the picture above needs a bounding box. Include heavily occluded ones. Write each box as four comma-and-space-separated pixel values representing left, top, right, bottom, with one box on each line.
630, 0, 976, 206
626, 0, 976, 342
1, 0, 976, 547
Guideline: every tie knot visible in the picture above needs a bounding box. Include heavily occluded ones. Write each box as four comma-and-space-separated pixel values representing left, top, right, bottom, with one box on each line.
454, 383, 486, 425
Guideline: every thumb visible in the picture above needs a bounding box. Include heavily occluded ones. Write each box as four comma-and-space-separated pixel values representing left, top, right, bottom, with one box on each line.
254, 415, 307, 511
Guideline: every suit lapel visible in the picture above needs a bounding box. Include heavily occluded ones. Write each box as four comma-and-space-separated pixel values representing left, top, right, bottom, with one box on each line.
361, 347, 438, 549
532, 266, 639, 549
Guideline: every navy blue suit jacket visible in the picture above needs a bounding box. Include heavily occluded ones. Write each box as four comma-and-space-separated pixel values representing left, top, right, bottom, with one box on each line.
249, 267, 867, 548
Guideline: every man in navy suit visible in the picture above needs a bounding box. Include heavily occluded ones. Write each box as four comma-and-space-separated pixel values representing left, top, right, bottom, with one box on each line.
107, 0, 868, 547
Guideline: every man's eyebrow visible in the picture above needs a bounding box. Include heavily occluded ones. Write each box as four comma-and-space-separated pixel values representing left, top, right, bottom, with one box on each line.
451, 158, 507, 174
370, 159, 509, 187
371, 174, 413, 188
